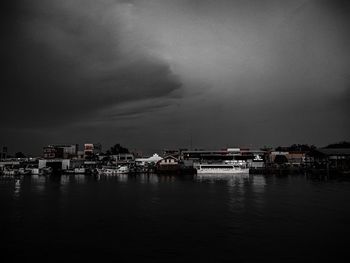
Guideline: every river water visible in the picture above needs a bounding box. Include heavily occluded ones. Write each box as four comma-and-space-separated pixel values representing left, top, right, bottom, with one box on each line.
1, 173, 350, 262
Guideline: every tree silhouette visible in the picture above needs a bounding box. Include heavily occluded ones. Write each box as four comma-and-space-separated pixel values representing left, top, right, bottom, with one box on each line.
276, 144, 315, 152
324, 141, 350, 149
15, 152, 26, 158
109, 144, 129, 155
274, 155, 288, 164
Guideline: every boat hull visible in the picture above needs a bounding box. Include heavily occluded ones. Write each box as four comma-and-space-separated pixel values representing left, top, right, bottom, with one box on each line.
196, 168, 249, 174
96, 167, 129, 175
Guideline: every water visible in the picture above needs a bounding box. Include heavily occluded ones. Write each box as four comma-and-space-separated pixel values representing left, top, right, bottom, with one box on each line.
1, 173, 350, 262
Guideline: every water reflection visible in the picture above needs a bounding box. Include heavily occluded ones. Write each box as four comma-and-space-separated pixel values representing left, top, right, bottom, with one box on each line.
117, 174, 128, 182
2, 172, 350, 262
138, 174, 159, 184
195, 173, 266, 189
158, 175, 177, 183
93, 173, 180, 184
57, 174, 87, 184
17, 173, 268, 197
31, 174, 47, 193
251, 175, 266, 194
60, 175, 70, 186
221, 174, 267, 213
94, 173, 129, 183
195, 173, 250, 184
74, 174, 86, 184
194, 173, 267, 213
14, 177, 22, 199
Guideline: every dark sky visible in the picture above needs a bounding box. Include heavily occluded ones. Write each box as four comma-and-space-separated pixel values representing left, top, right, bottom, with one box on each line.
2, 0, 349, 155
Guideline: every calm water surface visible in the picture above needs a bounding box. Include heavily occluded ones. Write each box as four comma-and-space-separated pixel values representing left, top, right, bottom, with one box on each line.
1, 174, 350, 262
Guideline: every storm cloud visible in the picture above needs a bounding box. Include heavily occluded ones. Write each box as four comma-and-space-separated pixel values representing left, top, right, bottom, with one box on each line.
1, 0, 349, 154
2, 0, 182, 128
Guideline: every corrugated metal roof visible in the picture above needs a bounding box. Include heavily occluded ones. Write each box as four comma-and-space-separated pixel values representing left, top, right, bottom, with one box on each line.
317, 148, 350, 156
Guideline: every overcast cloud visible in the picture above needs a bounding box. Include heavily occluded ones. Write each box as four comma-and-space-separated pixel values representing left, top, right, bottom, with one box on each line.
1, 0, 349, 154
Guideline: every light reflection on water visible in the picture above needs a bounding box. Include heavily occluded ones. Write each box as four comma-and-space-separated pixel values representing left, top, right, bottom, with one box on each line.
74, 174, 86, 184
251, 175, 266, 193
31, 174, 47, 193
117, 174, 128, 182
60, 174, 70, 186
139, 174, 159, 184
14, 178, 22, 199
95, 173, 129, 182
195, 173, 251, 184
95, 173, 179, 184
2, 173, 350, 262
157, 174, 176, 183
195, 173, 267, 214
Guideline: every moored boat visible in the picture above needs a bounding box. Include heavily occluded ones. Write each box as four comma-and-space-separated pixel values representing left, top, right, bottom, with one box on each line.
74, 167, 86, 174
18, 168, 31, 175
196, 162, 249, 174
3, 169, 19, 176
96, 165, 129, 175
41, 167, 53, 175
28, 168, 41, 175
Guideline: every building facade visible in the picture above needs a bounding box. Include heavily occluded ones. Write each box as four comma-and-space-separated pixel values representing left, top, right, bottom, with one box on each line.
43, 144, 78, 159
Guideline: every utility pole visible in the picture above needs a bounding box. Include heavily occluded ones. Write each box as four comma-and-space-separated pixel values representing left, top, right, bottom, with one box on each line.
190, 132, 193, 151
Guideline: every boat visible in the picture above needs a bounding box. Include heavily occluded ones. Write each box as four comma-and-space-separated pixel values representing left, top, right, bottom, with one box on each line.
25, 165, 41, 175
116, 165, 129, 174
28, 168, 41, 175
96, 165, 129, 175
196, 162, 249, 174
3, 169, 19, 176
41, 167, 53, 175
18, 168, 31, 175
66, 167, 86, 174
96, 168, 114, 175
74, 167, 86, 174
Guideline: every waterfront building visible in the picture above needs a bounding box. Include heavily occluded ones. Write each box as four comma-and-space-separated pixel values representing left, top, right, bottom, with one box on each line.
39, 159, 71, 171
84, 160, 98, 170
84, 143, 102, 159
287, 151, 306, 166
43, 144, 78, 159
163, 149, 181, 158
38, 158, 84, 172
267, 151, 306, 166
0, 146, 8, 160
268, 151, 290, 165
182, 148, 266, 168
182, 149, 236, 162
156, 155, 180, 173
306, 148, 350, 170
135, 153, 163, 166
113, 153, 135, 165
84, 144, 94, 158
43, 146, 57, 159
0, 160, 21, 173
77, 150, 85, 159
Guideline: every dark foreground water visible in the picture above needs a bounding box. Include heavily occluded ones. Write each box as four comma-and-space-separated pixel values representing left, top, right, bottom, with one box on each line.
1, 173, 350, 262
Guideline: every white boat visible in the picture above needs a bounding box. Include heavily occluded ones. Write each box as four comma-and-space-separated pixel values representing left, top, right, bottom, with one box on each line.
196, 162, 249, 174
65, 168, 85, 174
96, 165, 129, 175
24, 165, 41, 175
74, 168, 85, 174
28, 168, 41, 175
96, 167, 117, 175
41, 167, 53, 175
116, 166, 129, 174
3, 169, 19, 176
18, 168, 31, 175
